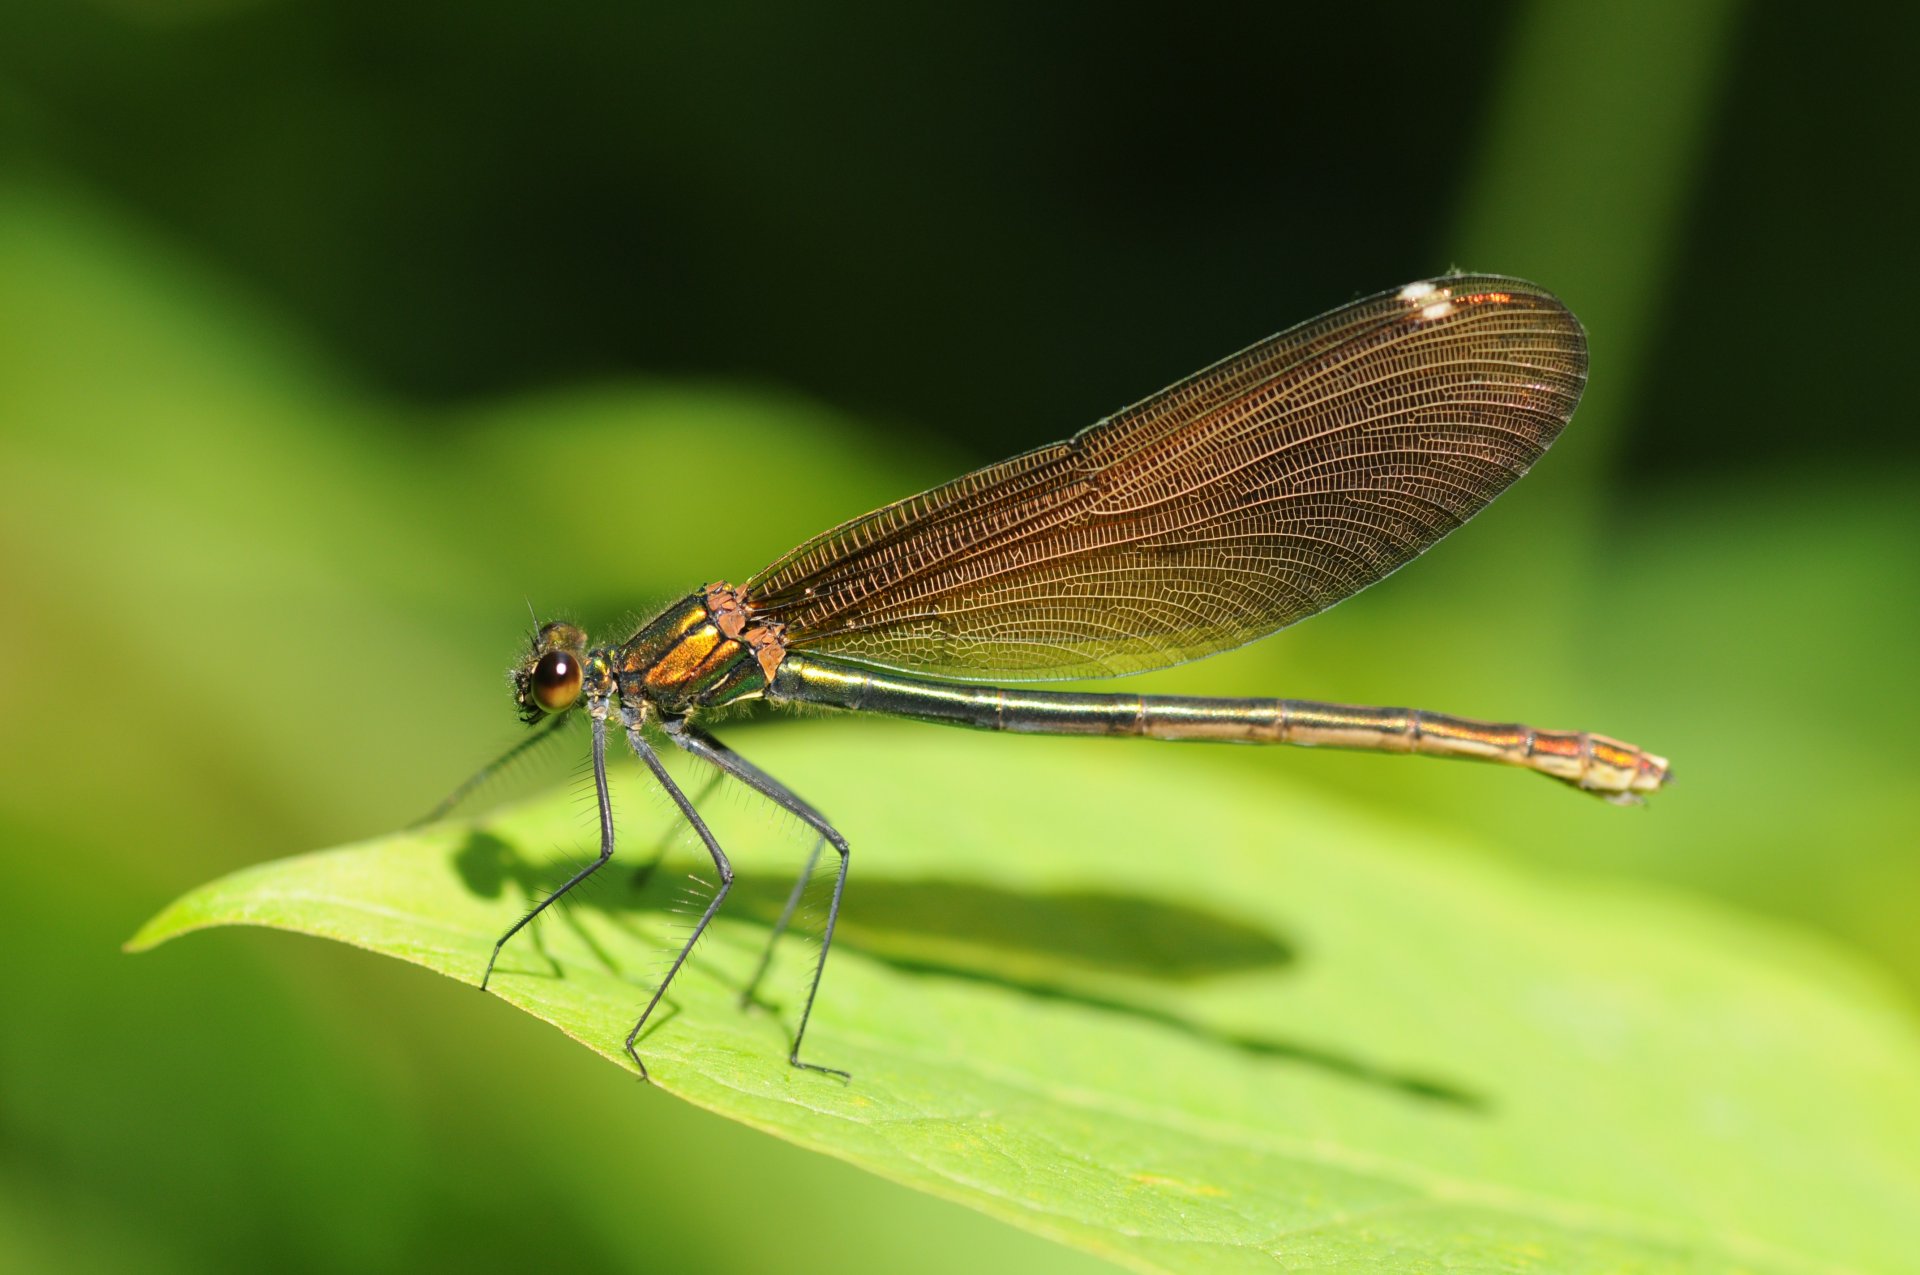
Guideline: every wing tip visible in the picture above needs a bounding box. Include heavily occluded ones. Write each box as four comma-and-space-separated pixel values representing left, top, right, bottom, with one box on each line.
1394, 271, 1588, 381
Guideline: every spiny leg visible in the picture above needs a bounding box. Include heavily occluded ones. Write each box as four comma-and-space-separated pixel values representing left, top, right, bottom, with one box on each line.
481, 714, 615, 991
739, 834, 826, 1010
631, 768, 725, 891
621, 707, 733, 1082
416, 712, 570, 829
663, 718, 849, 1080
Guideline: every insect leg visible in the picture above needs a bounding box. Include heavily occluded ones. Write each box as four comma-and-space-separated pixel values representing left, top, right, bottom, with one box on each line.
738, 834, 825, 1010
620, 710, 733, 1082
480, 713, 615, 991
630, 767, 725, 890
663, 718, 849, 1080
416, 712, 570, 828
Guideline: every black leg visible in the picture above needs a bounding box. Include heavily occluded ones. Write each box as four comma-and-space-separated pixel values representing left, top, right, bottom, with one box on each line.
481, 713, 615, 991
416, 712, 570, 828
663, 718, 850, 1080
631, 768, 725, 891
621, 708, 734, 1082
738, 834, 825, 1010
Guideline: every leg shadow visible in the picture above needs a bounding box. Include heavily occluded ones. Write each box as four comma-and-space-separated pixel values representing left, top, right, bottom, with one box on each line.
453, 829, 1485, 1111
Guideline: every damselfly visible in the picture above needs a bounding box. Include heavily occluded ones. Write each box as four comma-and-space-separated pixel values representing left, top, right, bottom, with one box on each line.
463, 275, 1669, 1080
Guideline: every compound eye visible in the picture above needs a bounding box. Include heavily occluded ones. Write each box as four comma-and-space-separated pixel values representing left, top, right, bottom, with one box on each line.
531, 649, 583, 713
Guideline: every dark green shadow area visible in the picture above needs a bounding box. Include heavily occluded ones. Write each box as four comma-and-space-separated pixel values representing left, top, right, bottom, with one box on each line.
453, 827, 1485, 1111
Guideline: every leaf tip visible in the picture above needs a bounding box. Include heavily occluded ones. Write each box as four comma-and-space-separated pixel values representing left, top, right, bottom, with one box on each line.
122, 897, 209, 954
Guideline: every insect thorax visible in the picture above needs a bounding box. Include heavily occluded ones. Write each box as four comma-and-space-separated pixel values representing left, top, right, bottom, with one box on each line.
615, 583, 788, 713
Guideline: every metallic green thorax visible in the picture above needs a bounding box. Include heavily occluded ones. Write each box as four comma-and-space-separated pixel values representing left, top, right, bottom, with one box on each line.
612, 585, 784, 715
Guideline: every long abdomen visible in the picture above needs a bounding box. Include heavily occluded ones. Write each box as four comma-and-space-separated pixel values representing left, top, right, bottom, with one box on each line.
771, 655, 1670, 803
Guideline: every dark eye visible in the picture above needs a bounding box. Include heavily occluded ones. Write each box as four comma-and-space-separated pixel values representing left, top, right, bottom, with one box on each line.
532, 649, 583, 712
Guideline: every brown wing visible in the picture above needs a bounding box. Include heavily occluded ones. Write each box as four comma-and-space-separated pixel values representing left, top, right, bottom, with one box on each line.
746, 276, 1587, 682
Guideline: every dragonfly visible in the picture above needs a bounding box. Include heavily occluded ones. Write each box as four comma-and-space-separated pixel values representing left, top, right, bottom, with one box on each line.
467, 274, 1670, 1081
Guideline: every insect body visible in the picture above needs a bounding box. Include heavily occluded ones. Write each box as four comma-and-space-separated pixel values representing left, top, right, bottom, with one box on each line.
474, 276, 1670, 1080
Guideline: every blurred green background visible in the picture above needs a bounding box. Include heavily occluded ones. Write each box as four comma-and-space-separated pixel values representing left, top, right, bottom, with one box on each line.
2, 2, 1915, 1272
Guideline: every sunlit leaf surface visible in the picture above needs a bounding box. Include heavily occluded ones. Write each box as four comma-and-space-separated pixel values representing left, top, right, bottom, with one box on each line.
132, 725, 1920, 1274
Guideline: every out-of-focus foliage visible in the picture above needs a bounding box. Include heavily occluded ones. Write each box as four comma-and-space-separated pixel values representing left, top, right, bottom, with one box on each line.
0, 183, 1118, 1275
2, 1, 1917, 1272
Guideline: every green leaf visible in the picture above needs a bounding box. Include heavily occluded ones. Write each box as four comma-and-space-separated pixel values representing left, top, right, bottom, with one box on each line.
129, 723, 1920, 1274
